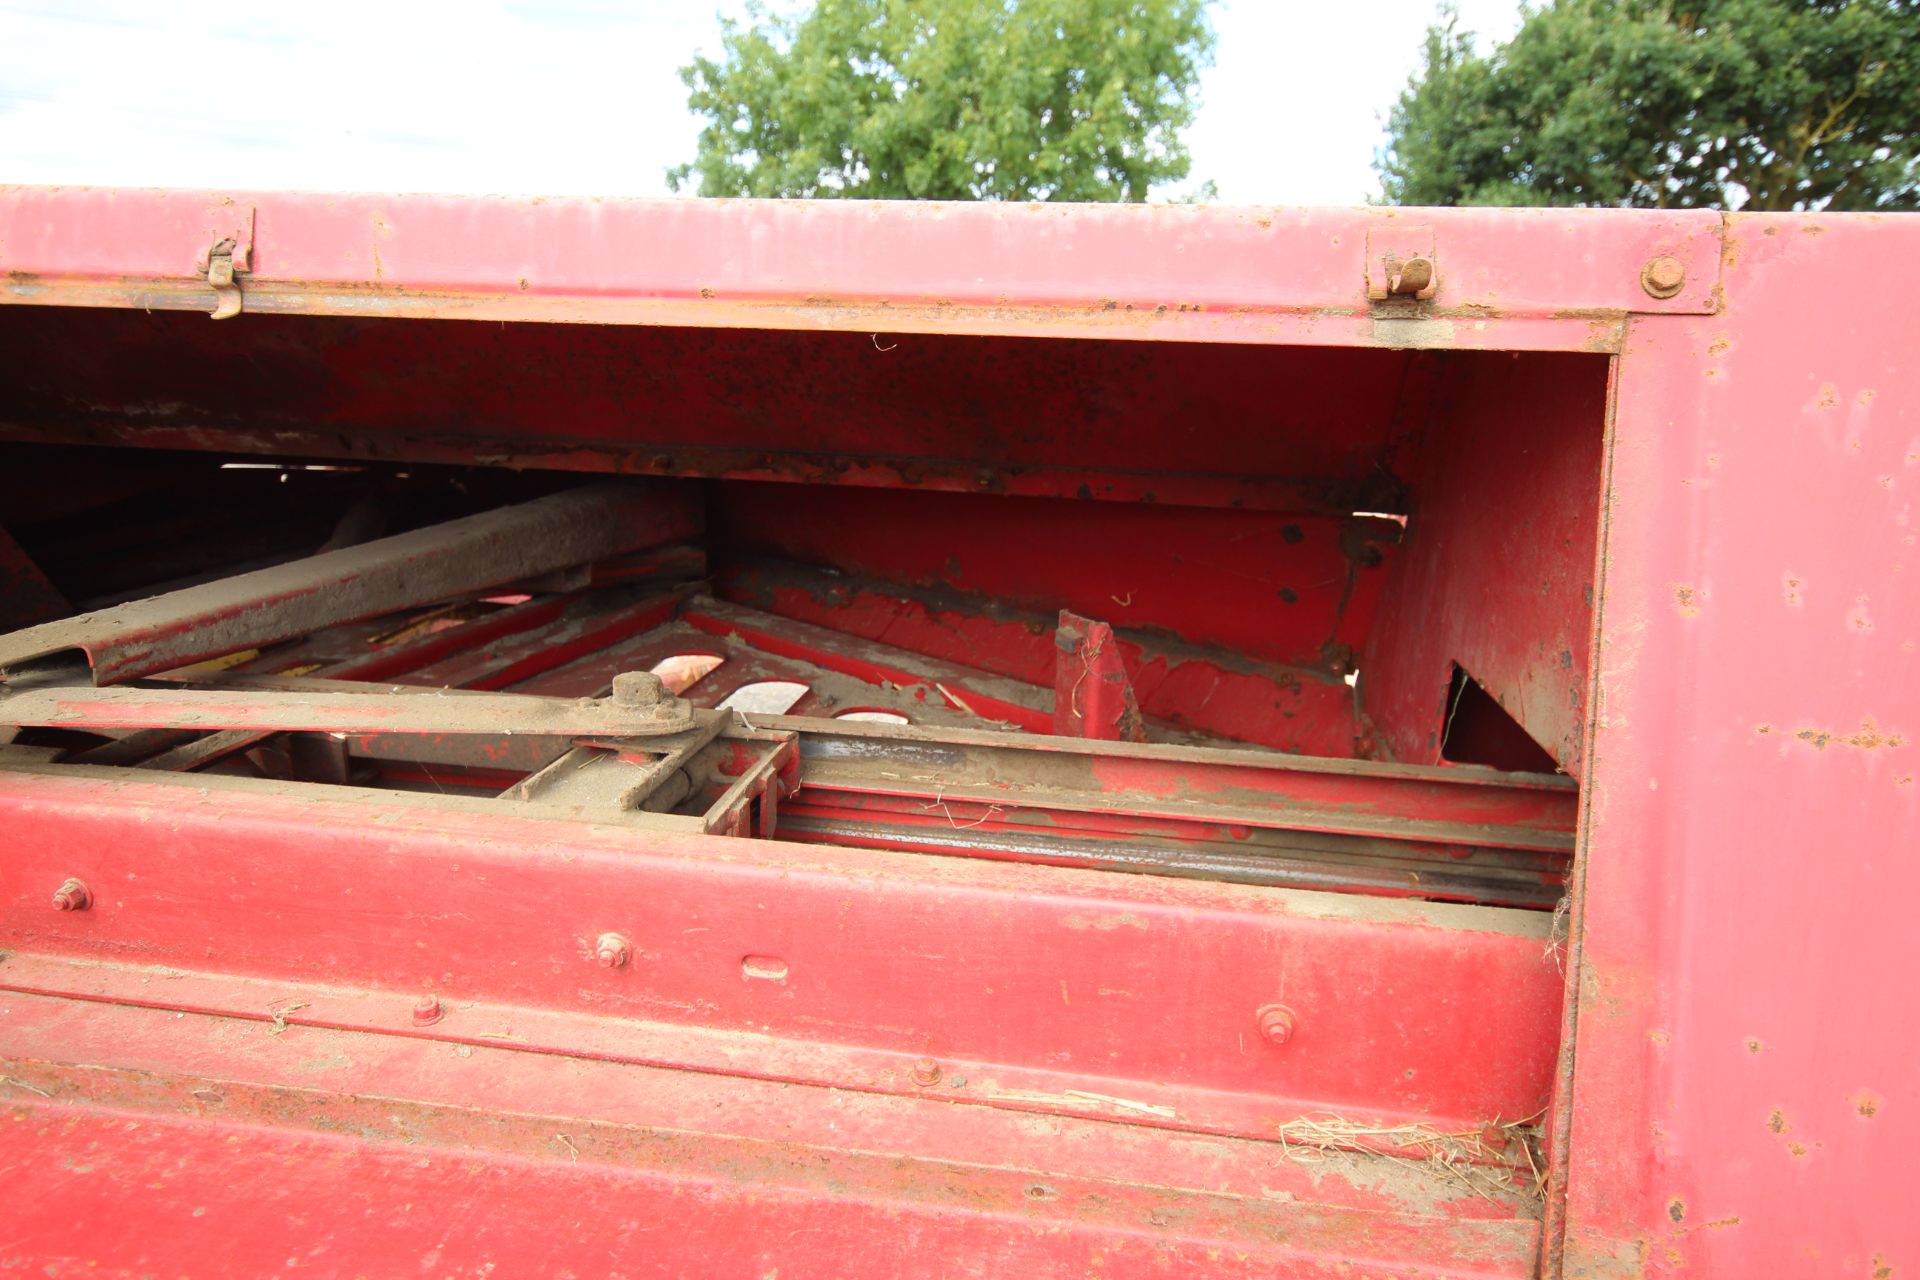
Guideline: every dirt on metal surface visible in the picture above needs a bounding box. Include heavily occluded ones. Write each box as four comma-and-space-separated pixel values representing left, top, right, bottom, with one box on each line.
0, 482, 700, 684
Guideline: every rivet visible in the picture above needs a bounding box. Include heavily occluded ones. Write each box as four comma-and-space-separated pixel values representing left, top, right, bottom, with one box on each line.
910, 1056, 942, 1087
51, 878, 91, 912
1640, 256, 1686, 299
595, 932, 633, 969
1257, 1004, 1297, 1045
412, 995, 444, 1027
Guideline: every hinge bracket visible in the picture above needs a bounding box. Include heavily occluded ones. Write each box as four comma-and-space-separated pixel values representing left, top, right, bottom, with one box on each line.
1366, 225, 1439, 302
197, 203, 255, 320
204, 240, 244, 319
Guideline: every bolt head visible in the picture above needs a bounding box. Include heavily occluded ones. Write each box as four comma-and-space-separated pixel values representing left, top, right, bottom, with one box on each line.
595, 932, 633, 969
1641, 256, 1687, 298
910, 1056, 942, 1087
610, 671, 666, 709
51, 878, 91, 912
1257, 1004, 1296, 1046
412, 995, 444, 1027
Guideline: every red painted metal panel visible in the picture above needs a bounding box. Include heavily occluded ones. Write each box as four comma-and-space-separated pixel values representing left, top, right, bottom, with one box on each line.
1362, 352, 1609, 772
0, 187, 1718, 345
0, 308, 1428, 514
2, 185, 1914, 1278
0, 770, 1561, 1140
0, 988, 1544, 1279
715, 483, 1396, 671
1558, 215, 1919, 1276
718, 566, 1367, 755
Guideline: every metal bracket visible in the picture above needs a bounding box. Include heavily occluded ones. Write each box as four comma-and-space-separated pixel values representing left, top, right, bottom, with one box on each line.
1366, 225, 1438, 302
204, 241, 244, 319
198, 204, 255, 320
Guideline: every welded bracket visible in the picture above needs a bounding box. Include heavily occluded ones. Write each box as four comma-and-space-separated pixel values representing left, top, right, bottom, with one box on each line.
1053, 610, 1146, 742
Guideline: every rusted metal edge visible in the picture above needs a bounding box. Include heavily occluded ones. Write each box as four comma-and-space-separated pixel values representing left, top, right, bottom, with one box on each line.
778, 811, 1563, 909
0, 188, 1723, 337
103, 668, 1570, 847
0, 417, 1446, 517
0, 275, 1634, 354
764, 712, 1578, 792
0, 482, 700, 685
0, 680, 698, 738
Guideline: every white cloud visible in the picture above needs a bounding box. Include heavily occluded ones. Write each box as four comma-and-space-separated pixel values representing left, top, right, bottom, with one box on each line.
1183, 0, 1523, 204
0, 0, 1522, 205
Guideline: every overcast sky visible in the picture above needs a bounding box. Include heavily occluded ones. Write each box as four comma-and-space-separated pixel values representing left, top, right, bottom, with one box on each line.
0, 0, 1523, 207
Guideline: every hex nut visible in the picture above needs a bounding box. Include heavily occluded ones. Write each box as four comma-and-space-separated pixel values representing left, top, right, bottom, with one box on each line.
910, 1056, 942, 1087
611, 671, 666, 709
1641, 256, 1687, 299
51, 878, 91, 912
412, 995, 445, 1027
595, 932, 633, 969
1257, 1004, 1297, 1046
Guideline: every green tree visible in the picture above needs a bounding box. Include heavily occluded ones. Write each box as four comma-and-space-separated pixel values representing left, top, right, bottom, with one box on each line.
1379, 0, 1920, 211
670, 0, 1215, 201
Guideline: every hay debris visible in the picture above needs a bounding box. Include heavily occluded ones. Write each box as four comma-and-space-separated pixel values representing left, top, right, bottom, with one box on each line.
1273, 1110, 1547, 1202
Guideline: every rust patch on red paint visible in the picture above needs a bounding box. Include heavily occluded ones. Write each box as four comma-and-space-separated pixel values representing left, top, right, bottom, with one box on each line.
1846, 721, 1905, 750
1784, 576, 1803, 606
1792, 720, 1906, 752
1816, 383, 1840, 409
1669, 584, 1702, 618
1745, 1038, 1763, 1053
1853, 1091, 1882, 1118
1667, 1198, 1685, 1223
1767, 1109, 1789, 1134
1874, 1254, 1894, 1279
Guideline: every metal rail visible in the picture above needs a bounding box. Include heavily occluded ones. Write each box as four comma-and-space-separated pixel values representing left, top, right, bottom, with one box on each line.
0, 482, 700, 684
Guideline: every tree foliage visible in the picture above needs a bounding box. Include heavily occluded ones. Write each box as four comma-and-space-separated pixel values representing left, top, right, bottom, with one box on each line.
1379, 0, 1920, 211
671, 0, 1215, 201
